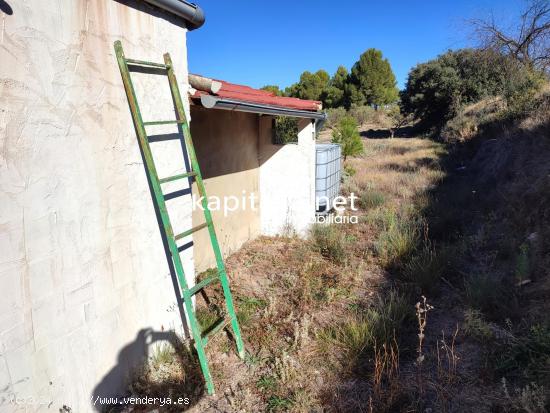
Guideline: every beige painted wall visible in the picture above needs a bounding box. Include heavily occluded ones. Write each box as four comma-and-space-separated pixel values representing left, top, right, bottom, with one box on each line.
190, 106, 261, 272
188, 109, 317, 272
0, 1, 195, 411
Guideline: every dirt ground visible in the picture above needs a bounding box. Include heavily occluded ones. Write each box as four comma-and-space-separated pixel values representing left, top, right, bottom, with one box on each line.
120, 117, 550, 412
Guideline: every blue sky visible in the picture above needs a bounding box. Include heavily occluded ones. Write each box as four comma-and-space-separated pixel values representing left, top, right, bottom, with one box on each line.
187, 0, 523, 90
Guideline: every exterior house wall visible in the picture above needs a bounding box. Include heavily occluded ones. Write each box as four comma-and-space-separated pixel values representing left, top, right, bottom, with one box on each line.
259, 117, 317, 235
0, 1, 194, 411
189, 106, 261, 272
188, 110, 318, 271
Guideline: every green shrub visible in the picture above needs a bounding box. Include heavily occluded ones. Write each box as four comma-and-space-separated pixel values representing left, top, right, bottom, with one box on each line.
503, 64, 547, 118
367, 289, 410, 345
267, 395, 294, 412
331, 116, 363, 161
273, 116, 299, 144
441, 97, 506, 143
195, 306, 220, 332
310, 224, 347, 265
317, 314, 375, 368
343, 163, 356, 177
150, 342, 175, 369
402, 49, 542, 131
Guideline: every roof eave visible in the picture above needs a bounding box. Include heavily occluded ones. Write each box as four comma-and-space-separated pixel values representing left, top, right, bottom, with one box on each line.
198, 95, 326, 120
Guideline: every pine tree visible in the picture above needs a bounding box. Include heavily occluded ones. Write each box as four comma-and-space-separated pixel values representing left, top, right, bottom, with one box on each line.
350, 49, 399, 107
331, 116, 363, 161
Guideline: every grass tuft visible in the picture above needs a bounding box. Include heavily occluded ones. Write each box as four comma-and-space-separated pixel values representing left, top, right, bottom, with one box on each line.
402, 243, 447, 293
374, 210, 420, 268
359, 189, 386, 209
317, 290, 410, 371
310, 224, 348, 265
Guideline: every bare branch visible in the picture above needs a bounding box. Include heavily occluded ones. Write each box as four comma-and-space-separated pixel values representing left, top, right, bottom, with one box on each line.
469, 0, 550, 71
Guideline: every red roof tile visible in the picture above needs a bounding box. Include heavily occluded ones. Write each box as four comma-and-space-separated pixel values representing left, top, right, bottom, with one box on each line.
190, 75, 322, 112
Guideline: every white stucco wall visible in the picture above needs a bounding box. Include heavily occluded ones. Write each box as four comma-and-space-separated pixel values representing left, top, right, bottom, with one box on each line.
0, 1, 194, 411
259, 117, 316, 236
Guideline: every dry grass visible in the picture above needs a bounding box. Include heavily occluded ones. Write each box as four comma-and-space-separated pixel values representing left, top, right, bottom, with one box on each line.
169, 136, 452, 412
141, 130, 550, 412
346, 139, 446, 206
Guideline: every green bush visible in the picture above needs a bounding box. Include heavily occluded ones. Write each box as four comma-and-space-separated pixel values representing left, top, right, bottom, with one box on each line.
343, 163, 356, 177
401, 49, 541, 131
273, 116, 299, 144
367, 289, 410, 345
331, 116, 363, 161
502, 62, 547, 118
441, 97, 506, 143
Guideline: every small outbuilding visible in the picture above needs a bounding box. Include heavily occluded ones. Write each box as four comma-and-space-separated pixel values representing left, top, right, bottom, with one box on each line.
187, 76, 326, 270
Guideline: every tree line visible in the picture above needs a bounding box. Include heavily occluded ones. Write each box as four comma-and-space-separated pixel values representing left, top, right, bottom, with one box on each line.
262, 48, 399, 110
269, 0, 549, 159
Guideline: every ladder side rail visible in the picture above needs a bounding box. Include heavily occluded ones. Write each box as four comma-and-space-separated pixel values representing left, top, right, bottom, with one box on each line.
163, 52, 245, 358
115, 42, 216, 394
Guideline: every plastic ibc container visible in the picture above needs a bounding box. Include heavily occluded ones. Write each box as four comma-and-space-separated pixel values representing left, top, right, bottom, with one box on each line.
315, 143, 342, 213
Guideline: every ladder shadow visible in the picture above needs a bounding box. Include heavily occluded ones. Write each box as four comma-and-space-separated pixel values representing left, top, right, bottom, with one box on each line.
136, 137, 192, 338
91, 328, 205, 412
127, 64, 195, 339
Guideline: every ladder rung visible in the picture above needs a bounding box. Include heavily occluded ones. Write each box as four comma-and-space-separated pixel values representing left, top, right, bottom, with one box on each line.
174, 222, 209, 241
143, 120, 186, 126
147, 133, 181, 143
188, 273, 219, 296
202, 316, 231, 346
160, 171, 196, 184
164, 187, 192, 201
125, 58, 169, 69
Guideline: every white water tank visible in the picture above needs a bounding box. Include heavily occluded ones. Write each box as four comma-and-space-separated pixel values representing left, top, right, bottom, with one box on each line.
315, 143, 342, 213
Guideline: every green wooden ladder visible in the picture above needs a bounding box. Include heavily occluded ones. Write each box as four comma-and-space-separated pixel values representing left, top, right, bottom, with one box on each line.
113, 40, 245, 395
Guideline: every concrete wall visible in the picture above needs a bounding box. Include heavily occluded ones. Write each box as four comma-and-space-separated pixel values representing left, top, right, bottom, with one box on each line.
0, 1, 194, 411
259, 117, 316, 236
189, 106, 261, 272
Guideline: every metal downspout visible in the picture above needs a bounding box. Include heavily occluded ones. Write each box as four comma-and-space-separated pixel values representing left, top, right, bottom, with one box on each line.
142, 0, 205, 30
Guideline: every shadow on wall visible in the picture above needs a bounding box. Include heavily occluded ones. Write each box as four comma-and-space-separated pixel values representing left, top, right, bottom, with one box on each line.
190, 106, 288, 179
91, 328, 205, 412
121, 64, 193, 339
0, 0, 13, 15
